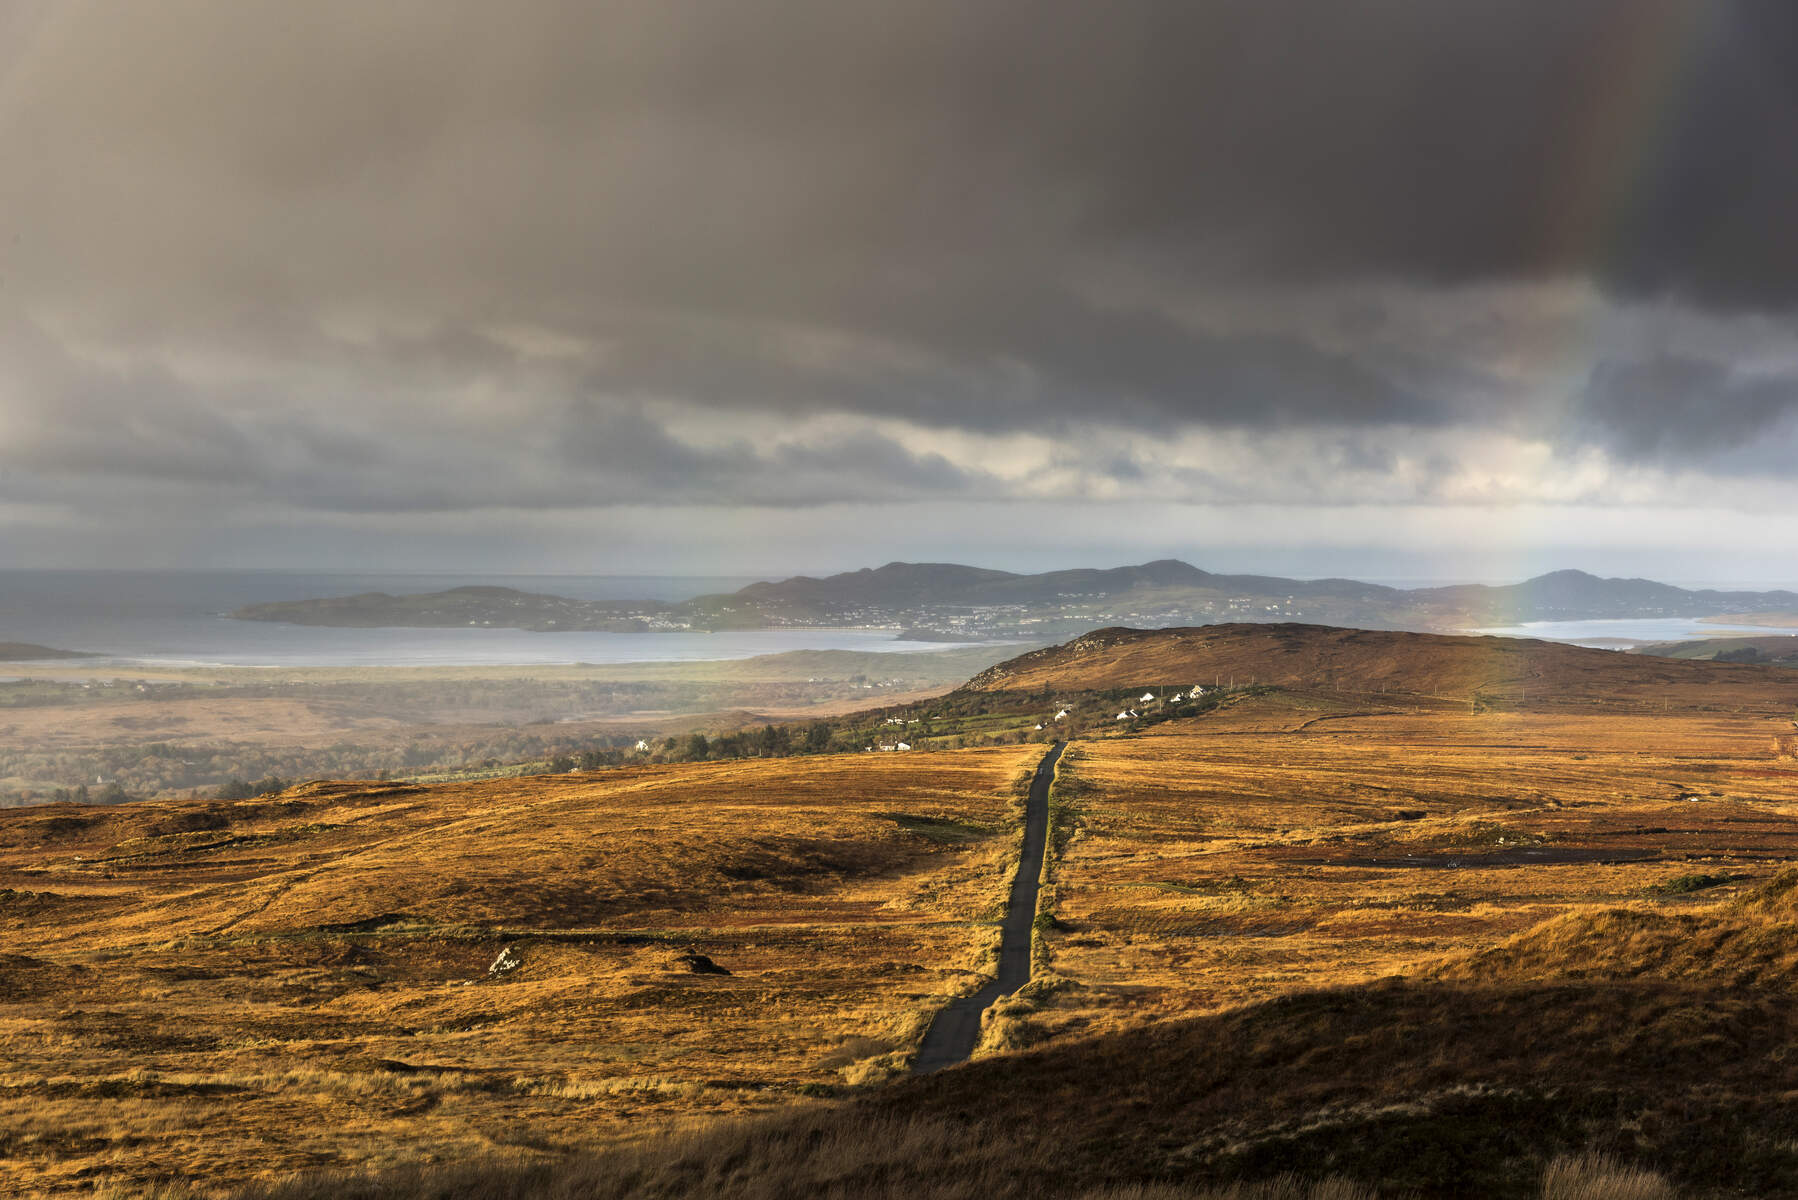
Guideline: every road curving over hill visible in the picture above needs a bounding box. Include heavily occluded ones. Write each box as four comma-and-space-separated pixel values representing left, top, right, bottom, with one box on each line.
912, 740, 1064, 1073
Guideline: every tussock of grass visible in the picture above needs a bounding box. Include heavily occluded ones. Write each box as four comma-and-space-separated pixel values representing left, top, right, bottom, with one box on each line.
1435, 869, 1798, 988
1644, 872, 1734, 896
1540, 1155, 1675, 1200
1076, 1183, 1376, 1200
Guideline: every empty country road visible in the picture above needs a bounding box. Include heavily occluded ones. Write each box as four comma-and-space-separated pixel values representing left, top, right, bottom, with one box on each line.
912, 740, 1065, 1074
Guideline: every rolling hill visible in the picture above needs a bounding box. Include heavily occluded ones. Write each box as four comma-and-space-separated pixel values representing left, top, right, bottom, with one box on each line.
964, 622, 1798, 712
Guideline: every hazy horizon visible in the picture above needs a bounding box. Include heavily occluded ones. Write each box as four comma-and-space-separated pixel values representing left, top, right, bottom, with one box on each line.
3, 554, 1798, 590
6, 559, 1798, 594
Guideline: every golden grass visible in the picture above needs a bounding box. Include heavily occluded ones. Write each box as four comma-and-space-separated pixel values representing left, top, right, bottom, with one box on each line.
209, 979, 1733, 1199
214, 1109, 1677, 1200
1020, 693, 1798, 1045
0, 746, 1037, 1196
14, 633, 1798, 1196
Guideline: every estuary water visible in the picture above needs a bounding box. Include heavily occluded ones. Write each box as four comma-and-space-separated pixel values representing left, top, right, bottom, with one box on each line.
0, 570, 972, 668
1471, 617, 1798, 647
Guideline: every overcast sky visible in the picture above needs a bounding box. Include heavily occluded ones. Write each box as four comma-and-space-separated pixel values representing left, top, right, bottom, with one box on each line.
3, 0, 1798, 581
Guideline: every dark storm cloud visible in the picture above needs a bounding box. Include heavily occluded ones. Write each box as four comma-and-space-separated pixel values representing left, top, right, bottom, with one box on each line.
3, 0, 1798, 531
0, 308, 996, 513
576, 296, 1453, 436
1578, 356, 1798, 462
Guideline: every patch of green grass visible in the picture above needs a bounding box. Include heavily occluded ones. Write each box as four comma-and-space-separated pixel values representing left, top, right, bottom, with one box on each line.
880, 812, 994, 843
1647, 872, 1736, 896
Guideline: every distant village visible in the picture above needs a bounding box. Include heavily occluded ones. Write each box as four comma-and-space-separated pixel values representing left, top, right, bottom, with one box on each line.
713, 594, 1314, 642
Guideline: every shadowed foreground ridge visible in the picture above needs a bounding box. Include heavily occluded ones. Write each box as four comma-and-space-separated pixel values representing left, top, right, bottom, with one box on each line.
229, 949, 1798, 1197
224, 863, 1798, 1199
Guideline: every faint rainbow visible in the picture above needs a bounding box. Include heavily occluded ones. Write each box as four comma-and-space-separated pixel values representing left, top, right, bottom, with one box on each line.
1489, 0, 1715, 594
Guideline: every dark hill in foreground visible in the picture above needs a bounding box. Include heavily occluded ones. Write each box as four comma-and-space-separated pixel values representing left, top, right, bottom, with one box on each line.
236, 971, 1798, 1199
964, 622, 1798, 712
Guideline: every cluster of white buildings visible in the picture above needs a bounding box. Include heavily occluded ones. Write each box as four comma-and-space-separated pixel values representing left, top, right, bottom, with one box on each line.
1113, 684, 1215, 721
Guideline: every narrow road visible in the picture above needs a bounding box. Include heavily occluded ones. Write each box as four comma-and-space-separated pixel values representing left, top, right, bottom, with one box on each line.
912, 740, 1064, 1074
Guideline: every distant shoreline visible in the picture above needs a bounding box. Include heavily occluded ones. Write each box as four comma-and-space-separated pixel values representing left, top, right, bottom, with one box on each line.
1, 640, 1023, 684
1699, 611, 1798, 629
0, 641, 97, 662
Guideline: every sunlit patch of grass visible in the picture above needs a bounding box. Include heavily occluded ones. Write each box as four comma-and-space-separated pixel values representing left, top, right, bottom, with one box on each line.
1023, 702, 1798, 1046
0, 746, 1038, 1195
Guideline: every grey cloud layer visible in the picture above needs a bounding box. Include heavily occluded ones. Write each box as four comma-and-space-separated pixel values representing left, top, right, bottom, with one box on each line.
3, 0, 1798, 530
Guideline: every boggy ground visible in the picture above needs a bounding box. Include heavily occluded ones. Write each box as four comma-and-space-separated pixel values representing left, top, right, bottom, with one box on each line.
1016, 690, 1798, 1045
0, 747, 1038, 1196
219, 686, 1798, 1199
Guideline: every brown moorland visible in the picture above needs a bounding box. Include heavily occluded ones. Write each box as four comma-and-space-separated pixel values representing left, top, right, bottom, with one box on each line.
969, 622, 1798, 712
10, 624, 1798, 1198
1020, 697, 1798, 1042
0, 746, 1038, 1197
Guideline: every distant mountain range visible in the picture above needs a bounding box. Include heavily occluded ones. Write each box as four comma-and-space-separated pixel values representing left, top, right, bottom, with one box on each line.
230, 560, 1798, 640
